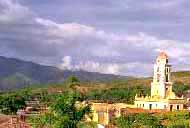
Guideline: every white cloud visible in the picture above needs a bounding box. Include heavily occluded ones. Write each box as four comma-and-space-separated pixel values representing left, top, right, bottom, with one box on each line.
77, 61, 120, 75
59, 56, 153, 76
59, 57, 120, 75
1, 0, 190, 77
60, 56, 73, 70
35, 18, 96, 38
0, 0, 32, 23
35, 17, 190, 65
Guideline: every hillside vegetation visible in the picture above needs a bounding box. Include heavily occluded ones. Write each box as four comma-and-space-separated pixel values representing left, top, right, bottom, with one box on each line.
78, 71, 190, 90
76, 71, 190, 100
0, 56, 126, 90
115, 111, 190, 128
171, 71, 190, 84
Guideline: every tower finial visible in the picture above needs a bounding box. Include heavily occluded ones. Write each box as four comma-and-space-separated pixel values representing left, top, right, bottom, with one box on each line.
158, 51, 168, 59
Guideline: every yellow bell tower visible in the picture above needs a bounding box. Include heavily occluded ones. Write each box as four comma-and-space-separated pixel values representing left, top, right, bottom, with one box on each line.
151, 52, 174, 99
134, 52, 185, 111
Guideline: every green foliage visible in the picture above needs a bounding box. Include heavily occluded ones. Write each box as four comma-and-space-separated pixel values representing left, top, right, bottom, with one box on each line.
135, 113, 162, 127
77, 121, 97, 128
29, 112, 56, 128
173, 82, 190, 96
0, 95, 25, 114
115, 111, 190, 128
115, 113, 163, 128
115, 115, 135, 128
85, 86, 150, 104
39, 91, 61, 105
29, 90, 91, 128
158, 111, 190, 128
63, 75, 81, 89
0, 88, 32, 114
172, 71, 190, 77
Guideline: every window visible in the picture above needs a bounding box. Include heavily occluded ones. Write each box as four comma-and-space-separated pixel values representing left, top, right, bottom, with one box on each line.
166, 74, 169, 82
170, 105, 173, 111
149, 104, 152, 110
177, 105, 180, 110
157, 74, 160, 82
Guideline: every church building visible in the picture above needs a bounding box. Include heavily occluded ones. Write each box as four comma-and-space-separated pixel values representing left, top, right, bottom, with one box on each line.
89, 52, 187, 126
135, 52, 185, 111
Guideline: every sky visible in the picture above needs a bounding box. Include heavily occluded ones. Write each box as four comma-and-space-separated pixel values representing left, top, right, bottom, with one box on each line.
0, 0, 190, 76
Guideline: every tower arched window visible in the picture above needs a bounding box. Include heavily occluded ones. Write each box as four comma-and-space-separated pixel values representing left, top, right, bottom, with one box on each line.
166, 74, 169, 82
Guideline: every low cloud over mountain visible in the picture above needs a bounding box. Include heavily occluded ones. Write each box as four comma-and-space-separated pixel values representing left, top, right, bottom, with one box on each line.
0, 56, 125, 90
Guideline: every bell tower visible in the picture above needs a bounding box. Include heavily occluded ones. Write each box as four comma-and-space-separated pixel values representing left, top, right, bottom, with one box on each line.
151, 52, 172, 99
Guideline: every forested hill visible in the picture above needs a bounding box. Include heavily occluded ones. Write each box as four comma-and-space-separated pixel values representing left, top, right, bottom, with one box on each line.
111, 71, 190, 89
0, 56, 126, 90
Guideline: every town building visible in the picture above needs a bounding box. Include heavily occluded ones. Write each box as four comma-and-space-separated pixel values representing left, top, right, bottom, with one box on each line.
90, 52, 187, 126
135, 52, 185, 111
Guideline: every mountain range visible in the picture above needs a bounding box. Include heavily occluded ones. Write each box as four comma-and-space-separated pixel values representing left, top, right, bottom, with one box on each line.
0, 56, 126, 90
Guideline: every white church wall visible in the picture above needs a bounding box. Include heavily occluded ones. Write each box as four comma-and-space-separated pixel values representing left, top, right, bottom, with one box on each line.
135, 101, 168, 110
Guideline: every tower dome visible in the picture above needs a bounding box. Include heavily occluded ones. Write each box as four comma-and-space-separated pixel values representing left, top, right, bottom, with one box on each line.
156, 52, 168, 64
157, 52, 168, 59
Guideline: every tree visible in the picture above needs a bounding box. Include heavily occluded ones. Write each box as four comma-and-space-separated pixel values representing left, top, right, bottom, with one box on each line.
64, 75, 80, 89
30, 90, 91, 128
0, 91, 28, 114
115, 113, 163, 128
115, 115, 135, 128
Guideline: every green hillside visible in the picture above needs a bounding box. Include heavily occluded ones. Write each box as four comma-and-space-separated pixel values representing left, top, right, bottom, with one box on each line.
79, 71, 190, 89
77, 71, 190, 99
0, 56, 126, 90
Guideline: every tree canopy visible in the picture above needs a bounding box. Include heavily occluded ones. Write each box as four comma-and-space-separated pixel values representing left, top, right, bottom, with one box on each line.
29, 90, 91, 128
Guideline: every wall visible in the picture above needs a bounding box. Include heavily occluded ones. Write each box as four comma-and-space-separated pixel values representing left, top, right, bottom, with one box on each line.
135, 101, 168, 110
167, 104, 184, 111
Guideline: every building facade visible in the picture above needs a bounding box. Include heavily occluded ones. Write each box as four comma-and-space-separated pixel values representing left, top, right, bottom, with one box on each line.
90, 103, 133, 125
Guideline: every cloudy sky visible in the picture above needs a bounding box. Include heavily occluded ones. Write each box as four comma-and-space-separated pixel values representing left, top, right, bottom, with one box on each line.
0, 0, 190, 76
